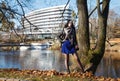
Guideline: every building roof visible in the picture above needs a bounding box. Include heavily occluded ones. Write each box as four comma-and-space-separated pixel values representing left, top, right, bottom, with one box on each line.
25, 5, 70, 16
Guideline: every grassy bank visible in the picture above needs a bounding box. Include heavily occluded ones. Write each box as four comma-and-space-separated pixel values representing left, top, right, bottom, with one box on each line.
0, 69, 119, 81
50, 38, 120, 52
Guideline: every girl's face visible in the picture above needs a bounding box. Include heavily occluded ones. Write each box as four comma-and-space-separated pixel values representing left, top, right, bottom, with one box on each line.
68, 21, 72, 27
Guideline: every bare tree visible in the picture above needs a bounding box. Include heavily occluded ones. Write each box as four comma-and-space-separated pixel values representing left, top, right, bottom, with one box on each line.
77, 0, 110, 74
107, 10, 120, 39
0, 0, 36, 42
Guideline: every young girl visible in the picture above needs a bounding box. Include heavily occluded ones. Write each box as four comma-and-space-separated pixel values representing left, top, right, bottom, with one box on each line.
61, 20, 84, 73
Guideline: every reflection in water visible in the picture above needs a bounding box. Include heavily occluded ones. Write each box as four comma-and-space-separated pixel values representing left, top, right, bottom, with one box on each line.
19, 50, 65, 72
95, 52, 120, 78
0, 51, 21, 69
0, 50, 120, 78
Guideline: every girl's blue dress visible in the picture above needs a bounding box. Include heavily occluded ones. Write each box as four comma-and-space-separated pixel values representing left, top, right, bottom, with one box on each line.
61, 40, 75, 54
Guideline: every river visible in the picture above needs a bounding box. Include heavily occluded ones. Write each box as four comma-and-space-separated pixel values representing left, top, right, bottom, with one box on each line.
0, 49, 120, 78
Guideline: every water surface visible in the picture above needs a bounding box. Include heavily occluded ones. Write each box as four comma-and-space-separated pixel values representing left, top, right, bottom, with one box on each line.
0, 50, 120, 78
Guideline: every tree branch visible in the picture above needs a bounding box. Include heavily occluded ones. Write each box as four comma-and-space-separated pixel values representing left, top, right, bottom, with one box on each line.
88, 2, 103, 18
97, 0, 102, 17
61, 0, 70, 18
102, 0, 110, 16
17, 0, 39, 30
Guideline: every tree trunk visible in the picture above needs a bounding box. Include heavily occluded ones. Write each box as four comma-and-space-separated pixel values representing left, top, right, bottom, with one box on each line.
77, 0, 90, 55
77, 0, 110, 74
86, 0, 110, 74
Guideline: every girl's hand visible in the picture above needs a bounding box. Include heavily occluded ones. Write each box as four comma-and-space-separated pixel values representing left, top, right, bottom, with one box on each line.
75, 45, 79, 50
62, 39, 66, 42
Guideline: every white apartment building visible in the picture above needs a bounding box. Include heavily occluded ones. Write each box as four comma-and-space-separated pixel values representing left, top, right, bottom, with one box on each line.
23, 5, 72, 39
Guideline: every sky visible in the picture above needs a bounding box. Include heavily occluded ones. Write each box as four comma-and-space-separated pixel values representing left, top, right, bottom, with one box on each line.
26, 0, 77, 13
25, 0, 120, 15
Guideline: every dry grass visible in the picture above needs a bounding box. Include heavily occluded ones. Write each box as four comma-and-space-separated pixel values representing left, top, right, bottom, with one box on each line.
0, 69, 119, 81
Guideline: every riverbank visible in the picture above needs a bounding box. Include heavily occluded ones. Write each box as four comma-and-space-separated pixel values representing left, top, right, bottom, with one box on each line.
0, 38, 119, 52
0, 69, 120, 81
105, 38, 120, 52
49, 38, 120, 52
